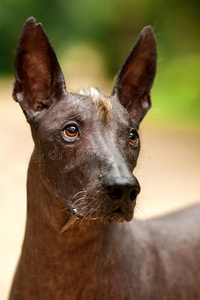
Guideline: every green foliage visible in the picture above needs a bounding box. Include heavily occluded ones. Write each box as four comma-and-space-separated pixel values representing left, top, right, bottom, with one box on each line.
1, 0, 200, 74
151, 54, 200, 129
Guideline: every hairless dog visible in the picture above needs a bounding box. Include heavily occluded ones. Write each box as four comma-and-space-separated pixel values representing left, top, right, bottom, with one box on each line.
9, 18, 200, 300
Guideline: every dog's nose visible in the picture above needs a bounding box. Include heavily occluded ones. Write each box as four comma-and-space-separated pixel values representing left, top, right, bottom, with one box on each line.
105, 177, 140, 202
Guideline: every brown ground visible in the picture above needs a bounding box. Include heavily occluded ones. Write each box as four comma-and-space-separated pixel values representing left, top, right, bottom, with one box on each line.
1, 79, 200, 299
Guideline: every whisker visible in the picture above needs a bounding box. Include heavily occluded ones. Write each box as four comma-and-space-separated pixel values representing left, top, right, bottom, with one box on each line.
72, 196, 87, 208
72, 190, 86, 200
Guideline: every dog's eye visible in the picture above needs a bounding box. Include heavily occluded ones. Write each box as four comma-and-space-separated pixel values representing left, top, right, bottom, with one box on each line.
130, 131, 139, 146
62, 125, 79, 142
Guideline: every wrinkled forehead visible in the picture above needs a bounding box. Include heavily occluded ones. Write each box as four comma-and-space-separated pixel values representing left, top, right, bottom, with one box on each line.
35, 88, 134, 131
77, 87, 134, 127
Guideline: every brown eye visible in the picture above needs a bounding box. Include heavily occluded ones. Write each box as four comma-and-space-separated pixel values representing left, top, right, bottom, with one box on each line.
130, 131, 139, 146
62, 124, 79, 142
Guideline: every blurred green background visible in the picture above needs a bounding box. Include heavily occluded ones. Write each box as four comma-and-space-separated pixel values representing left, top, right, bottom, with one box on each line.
0, 0, 200, 129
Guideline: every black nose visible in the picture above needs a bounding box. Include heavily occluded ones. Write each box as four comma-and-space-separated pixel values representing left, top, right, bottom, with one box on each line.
105, 177, 140, 202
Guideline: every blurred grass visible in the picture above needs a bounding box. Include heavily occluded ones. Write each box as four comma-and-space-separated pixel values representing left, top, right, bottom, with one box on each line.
149, 53, 200, 130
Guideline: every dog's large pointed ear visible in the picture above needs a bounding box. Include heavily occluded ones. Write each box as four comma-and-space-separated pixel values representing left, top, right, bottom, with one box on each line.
111, 26, 157, 125
13, 17, 66, 120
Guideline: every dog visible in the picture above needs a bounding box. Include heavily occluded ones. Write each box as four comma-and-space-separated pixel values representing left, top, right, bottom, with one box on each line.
9, 17, 200, 300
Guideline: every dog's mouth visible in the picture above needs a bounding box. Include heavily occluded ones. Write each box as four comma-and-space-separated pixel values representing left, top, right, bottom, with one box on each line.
69, 203, 135, 223
59, 203, 135, 233
104, 203, 135, 223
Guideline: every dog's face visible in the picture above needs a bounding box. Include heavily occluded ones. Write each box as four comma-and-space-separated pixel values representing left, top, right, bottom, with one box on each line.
13, 18, 157, 223
29, 90, 140, 222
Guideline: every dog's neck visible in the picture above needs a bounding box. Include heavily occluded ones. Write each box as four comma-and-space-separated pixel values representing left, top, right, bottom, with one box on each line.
18, 149, 119, 298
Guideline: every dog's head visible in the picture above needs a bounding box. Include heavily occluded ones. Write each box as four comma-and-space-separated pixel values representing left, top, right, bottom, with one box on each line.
13, 18, 156, 223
